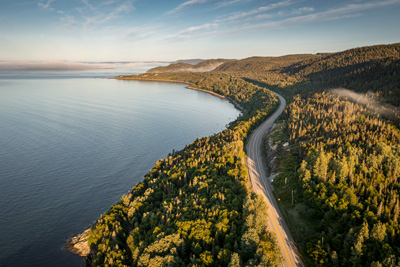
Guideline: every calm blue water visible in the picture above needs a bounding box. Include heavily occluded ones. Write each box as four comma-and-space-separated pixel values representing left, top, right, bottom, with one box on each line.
0, 77, 240, 267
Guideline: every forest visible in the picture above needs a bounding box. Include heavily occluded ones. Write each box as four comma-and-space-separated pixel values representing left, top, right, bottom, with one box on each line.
88, 73, 283, 266
90, 43, 400, 266
146, 59, 230, 73
273, 93, 400, 266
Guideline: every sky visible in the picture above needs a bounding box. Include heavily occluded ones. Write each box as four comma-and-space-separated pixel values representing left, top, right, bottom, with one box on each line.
0, 0, 399, 65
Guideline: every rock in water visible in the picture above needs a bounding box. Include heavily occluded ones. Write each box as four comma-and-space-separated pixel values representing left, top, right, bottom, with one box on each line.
65, 228, 91, 257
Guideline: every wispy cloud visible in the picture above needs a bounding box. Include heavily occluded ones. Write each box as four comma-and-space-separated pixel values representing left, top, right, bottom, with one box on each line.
216, 0, 292, 23
238, 0, 400, 32
60, 15, 78, 30
78, 0, 96, 13
53, 0, 135, 28
101, 0, 122, 5
38, 0, 55, 11
161, 23, 218, 40
254, 7, 314, 21
159, 0, 400, 43
215, 0, 243, 9
101, 25, 161, 40
168, 0, 215, 14
162, 0, 294, 41
83, 1, 134, 25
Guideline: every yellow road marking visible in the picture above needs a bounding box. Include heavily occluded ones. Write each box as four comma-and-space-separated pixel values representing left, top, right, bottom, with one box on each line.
269, 203, 293, 267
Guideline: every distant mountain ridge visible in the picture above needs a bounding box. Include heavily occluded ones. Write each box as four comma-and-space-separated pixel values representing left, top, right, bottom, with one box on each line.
214, 54, 317, 73
141, 43, 400, 106
146, 59, 232, 73
174, 59, 204, 65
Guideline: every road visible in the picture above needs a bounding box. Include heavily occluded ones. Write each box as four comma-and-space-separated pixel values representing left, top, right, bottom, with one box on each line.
246, 93, 303, 267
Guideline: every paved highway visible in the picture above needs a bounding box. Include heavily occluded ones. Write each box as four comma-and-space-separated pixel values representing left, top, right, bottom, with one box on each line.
246, 93, 303, 267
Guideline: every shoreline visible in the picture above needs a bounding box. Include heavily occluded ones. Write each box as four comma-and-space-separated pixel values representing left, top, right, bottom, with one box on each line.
114, 76, 245, 113
65, 227, 92, 266
66, 75, 245, 260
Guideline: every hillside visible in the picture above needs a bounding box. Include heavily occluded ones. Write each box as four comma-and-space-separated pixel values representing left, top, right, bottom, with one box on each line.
214, 54, 317, 73
285, 43, 400, 76
174, 59, 204, 65
181, 43, 400, 106
146, 59, 230, 73
145, 44, 400, 106
280, 43, 400, 105
83, 42, 400, 266
274, 92, 400, 266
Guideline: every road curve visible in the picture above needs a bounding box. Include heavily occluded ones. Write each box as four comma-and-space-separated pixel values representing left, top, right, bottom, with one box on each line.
246, 92, 303, 267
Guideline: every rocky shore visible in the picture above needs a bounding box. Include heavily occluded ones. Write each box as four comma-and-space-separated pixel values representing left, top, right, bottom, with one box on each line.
65, 228, 90, 256
65, 227, 94, 266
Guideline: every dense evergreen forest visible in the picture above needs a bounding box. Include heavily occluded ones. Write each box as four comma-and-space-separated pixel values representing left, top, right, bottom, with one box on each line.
91, 43, 400, 266
274, 93, 400, 266
88, 74, 283, 266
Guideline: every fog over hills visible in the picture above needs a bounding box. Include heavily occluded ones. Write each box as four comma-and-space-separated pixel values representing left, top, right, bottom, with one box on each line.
0, 61, 170, 74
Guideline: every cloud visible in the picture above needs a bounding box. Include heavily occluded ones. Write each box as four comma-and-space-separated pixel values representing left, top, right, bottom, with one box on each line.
60, 15, 78, 30
123, 27, 159, 39
118, 61, 170, 70
147, 62, 224, 73
101, 25, 160, 40
254, 7, 314, 21
101, 0, 121, 5
160, 23, 218, 40
229, 0, 400, 33
82, 0, 134, 26
168, 0, 215, 14
161, 0, 292, 40
79, 0, 96, 13
158, 0, 400, 44
215, 0, 243, 9
54, 0, 135, 28
38, 0, 55, 11
109, 2, 135, 18
161, 0, 295, 41
217, 0, 292, 23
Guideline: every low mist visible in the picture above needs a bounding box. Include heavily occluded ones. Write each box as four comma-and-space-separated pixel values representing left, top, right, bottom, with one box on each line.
184, 62, 225, 72
331, 88, 400, 119
156, 62, 224, 73
0, 61, 170, 73
0, 61, 114, 72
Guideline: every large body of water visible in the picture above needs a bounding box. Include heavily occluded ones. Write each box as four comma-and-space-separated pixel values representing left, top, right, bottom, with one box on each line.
0, 76, 240, 267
